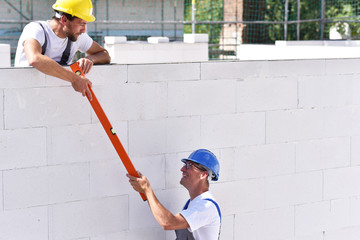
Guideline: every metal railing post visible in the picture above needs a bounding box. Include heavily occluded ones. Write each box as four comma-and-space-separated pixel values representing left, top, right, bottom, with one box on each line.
174, 0, 177, 40
284, 0, 289, 40
192, 0, 196, 33
320, 0, 325, 40
297, 0, 300, 40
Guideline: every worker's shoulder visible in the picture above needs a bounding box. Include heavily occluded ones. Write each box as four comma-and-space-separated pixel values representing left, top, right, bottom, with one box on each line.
22, 21, 47, 34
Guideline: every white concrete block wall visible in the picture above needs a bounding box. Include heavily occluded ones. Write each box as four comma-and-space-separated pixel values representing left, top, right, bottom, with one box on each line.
105, 42, 208, 64
0, 207, 48, 240
0, 128, 46, 170
1, 58, 360, 240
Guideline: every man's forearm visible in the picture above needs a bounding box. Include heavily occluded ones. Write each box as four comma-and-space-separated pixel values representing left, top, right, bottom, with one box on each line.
145, 188, 177, 230
30, 54, 75, 83
86, 49, 110, 65
144, 188, 189, 231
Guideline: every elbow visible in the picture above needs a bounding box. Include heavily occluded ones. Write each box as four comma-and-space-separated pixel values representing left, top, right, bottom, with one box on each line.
27, 55, 41, 68
103, 49, 111, 64
161, 223, 174, 231
159, 219, 178, 230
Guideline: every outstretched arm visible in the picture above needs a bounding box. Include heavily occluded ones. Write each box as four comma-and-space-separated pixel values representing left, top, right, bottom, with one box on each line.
24, 38, 93, 100
78, 41, 111, 74
127, 172, 190, 230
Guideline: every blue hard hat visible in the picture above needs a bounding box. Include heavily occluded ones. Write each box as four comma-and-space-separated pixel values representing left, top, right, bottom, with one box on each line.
181, 149, 220, 181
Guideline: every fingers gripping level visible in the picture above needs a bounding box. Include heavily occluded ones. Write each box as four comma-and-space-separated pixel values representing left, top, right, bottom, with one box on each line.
70, 62, 147, 201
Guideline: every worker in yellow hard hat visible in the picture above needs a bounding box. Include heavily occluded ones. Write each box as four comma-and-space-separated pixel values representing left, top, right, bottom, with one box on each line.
15, 0, 110, 100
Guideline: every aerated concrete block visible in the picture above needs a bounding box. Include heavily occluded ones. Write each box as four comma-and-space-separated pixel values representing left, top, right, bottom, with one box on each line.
128, 63, 200, 83
266, 109, 325, 143
85, 64, 128, 86
350, 197, 360, 226
129, 119, 166, 156
4, 164, 90, 209
219, 215, 234, 240
168, 80, 236, 117
201, 61, 260, 80
299, 75, 360, 108
295, 200, 350, 236
211, 180, 265, 216
265, 172, 323, 209
164, 117, 202, 153
218, 148, 237, 182
0, 67, 46, 88
90, 159, 132, 198
0, 173, 2, 211
183, 33, 209, 43
91, 231, 127, 240
129, 117, 201, 156
127, 228, 165, 240
129, 191, 159, 229
101, 81, 168, 121
104, 36, 127, 44
296, 137, 350, 172
131, 154, 165, 191
0, 44, 10, 67
107, 42, 208, 64
261, 59, 326, 77
0, 90, 3, 129
237, 76, 298, 112
201, 113, 266, 149
322, 106, 360, 138
147, 36, 170, 43
49, 196, 128, 240
321, 226, 360, 240
324, 166, 360, 200
351, 136, 360, 166
326, 58, 360, 75
235, 207, 294, 240
0, 207, 48, 240
0, 128, 46, 170
47, 123, 123, 165
4, 87, 91, 129
233, 143, 295, 179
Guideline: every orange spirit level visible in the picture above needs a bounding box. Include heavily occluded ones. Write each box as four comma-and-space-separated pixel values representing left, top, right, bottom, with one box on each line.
70, 62, 146, 201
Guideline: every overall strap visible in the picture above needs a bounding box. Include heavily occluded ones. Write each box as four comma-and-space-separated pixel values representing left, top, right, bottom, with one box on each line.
204, 198, 222, 220
58, 38, 72, 65
182, 199, 191, 210
183, 198, 221, 220
37, 21, 72, 65
37, 22, 47, 55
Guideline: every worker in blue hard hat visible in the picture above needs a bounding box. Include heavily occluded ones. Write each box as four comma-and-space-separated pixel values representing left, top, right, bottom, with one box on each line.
15, 0, 110, 100
127, 149, 221, 240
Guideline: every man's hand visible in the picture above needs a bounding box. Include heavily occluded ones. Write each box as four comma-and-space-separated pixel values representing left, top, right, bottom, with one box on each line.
71, 74, 93, 100
77, 57, 94, 75
127, 171, 150, 195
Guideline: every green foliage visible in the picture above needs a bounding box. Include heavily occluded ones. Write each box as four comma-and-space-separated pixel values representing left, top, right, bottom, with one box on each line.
184, 0, 360, 45
260, 0, 360, 41
184, 0, 223, 43
184, 0, 223, 58
326, 3, 360, 39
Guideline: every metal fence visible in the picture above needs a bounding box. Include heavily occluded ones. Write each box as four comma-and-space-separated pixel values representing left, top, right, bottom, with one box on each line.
1, 0, 360, 64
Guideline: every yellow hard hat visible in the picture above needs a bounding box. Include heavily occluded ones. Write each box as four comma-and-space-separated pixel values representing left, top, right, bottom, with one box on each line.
52, 0, 96, 22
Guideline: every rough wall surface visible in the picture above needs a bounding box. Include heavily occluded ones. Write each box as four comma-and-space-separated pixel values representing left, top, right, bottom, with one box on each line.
1, 59, 360, 240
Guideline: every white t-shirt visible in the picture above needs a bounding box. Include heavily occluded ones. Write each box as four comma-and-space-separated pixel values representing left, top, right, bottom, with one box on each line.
14, 20, 93, 66
180, 191, 221, 240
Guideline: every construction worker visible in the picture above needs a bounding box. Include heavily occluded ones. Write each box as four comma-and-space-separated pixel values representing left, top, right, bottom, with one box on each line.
127, 149, 221, 240
14, 0, 110, 100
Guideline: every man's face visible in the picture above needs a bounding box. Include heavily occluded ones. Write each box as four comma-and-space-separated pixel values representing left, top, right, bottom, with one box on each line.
64, 18, 88, 41
180, 161, 207, 189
